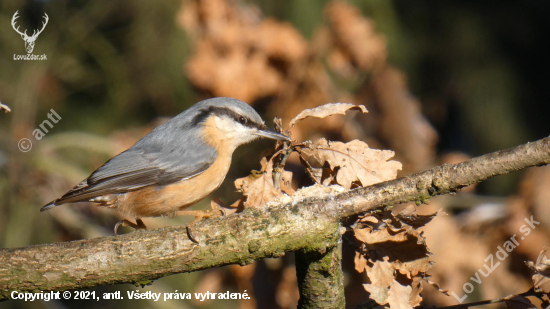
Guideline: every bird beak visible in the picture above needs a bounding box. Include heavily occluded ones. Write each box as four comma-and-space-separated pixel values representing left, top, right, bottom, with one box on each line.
255, 128, 291, 141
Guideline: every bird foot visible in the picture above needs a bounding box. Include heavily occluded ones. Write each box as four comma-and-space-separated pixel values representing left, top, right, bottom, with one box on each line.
177, 200, 228, 243
114, 218, 147, 235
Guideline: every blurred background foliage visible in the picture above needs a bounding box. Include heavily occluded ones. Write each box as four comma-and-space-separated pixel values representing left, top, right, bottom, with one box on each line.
0, 0, 549, 308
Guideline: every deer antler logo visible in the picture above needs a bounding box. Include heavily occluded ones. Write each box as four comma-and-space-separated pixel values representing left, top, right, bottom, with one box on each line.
11, 11, 49, 54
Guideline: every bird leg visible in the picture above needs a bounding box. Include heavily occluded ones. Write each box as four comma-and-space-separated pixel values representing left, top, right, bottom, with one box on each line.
114, 218, 147, 235
176, 197, 228, 220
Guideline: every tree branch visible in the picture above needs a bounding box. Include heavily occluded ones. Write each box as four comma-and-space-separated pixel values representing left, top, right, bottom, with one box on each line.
336, 135, 550, 217
416, 287, 542, 309
1, 136, 549, 300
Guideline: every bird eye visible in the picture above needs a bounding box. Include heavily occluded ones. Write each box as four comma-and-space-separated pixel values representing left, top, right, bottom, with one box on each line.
238, 116, 247, 124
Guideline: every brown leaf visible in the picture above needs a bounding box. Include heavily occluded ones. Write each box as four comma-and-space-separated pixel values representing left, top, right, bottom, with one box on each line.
211, 197, 243, 216
363, 259, 395, 305
367, 235, 432, 279
526, 249, 550, 289
298, 155, 331, 185
0, 102, 10, 113
278, 170, 295, 195
409, 277, 424, 306
234, 157, 293, 209
353, 209, 442, 307
354, 225, 409, 244
395, 206, 441, 228
230, 197, 246, 210
426, 278, 450, 296
288, 103, 368, 128
362, 259, 415, 309
180, 0, 308, 102
386, 281, 414, 309
354, 251, 368, 273
300, 138, 401, 189
504, 296, 537, 309
325, 1, 387, 72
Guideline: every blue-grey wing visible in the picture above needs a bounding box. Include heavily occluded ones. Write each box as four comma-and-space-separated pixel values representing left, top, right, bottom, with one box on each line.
52, 124, 217, 204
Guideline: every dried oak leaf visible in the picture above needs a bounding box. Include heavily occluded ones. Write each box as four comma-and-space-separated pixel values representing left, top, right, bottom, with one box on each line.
179, 0, 308, 103
363, 259, 395, 304
354, 208, 441, 307
355, 213, 433, 278
409, 277, 424, 306
386, 281, 414, 309
300, 138, 401, 189
325, 1, 387, 72
288, 103, 368, 128
0, 102, 10, 113
526, 249, 550, 289
354, 251, 368, 273
363, 260, 414, 309
234, 157, 293, 209
210, 197, 243, 216
395, 204, 441, 228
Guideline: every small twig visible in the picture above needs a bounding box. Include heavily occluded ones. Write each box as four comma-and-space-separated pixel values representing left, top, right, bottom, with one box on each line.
417, 288, 543, 309
271, 117, 295, 191
272, 140, 293, 191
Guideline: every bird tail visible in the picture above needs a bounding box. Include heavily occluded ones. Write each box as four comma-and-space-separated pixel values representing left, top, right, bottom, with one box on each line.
40, 201, 57, 212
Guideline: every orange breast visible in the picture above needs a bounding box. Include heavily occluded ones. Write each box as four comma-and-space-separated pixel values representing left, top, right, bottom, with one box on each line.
114, 116, 234, 218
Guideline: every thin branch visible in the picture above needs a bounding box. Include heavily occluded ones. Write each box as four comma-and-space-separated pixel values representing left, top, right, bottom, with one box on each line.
336, 136, 550, 217
272, 140, 292, 191
1, 136, 549, 299
417, 287, 543, 309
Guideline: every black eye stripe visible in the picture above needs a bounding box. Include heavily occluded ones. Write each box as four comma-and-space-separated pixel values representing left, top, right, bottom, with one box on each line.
192, 106, 262, 130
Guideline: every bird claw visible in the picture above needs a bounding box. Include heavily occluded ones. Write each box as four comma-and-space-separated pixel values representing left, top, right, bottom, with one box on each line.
177, 201, 228, 243
114, 218, 147, 235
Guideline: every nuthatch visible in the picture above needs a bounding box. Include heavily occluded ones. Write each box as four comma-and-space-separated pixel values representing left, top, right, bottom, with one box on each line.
42, 97, 290, 231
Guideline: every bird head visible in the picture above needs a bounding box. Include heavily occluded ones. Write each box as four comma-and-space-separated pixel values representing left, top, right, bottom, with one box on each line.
193, 98, 290, 151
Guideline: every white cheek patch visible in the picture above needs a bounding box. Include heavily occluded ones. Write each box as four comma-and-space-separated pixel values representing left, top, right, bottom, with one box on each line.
214, 116, 250, 137
214, 116, 236, 132
211, 115, 261, 146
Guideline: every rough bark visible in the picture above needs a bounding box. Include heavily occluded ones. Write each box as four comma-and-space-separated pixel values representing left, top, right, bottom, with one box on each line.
296, 233, 345, 308
0, 205, 341, 299
1, 136, 549, 300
